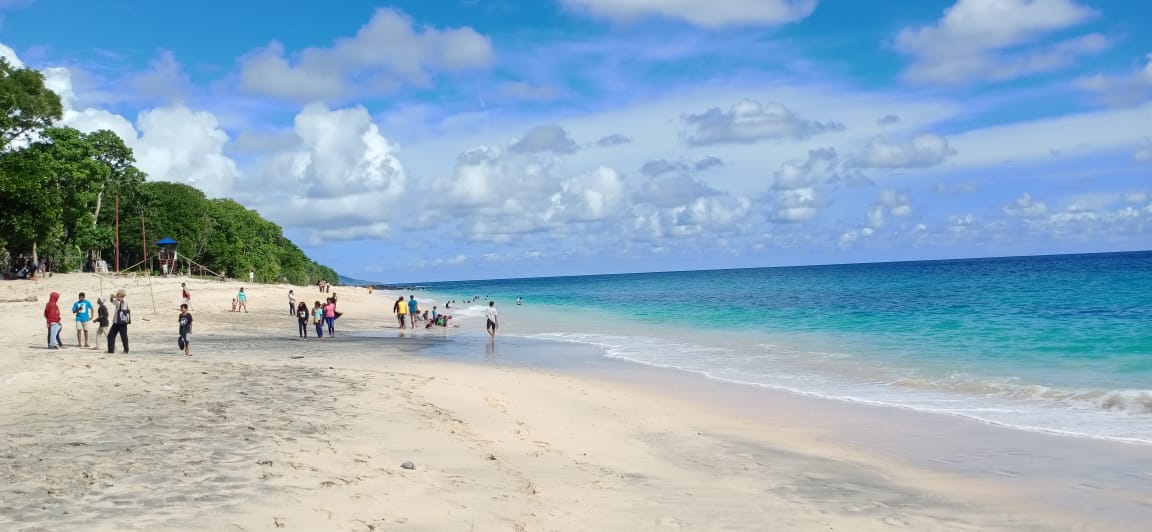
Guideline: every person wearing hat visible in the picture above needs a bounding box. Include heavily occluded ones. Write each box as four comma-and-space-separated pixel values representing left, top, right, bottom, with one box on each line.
107, 289, 131, 353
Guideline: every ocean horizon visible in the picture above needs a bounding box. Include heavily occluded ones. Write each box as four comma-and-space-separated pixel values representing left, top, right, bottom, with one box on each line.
387, 250, 1152, 445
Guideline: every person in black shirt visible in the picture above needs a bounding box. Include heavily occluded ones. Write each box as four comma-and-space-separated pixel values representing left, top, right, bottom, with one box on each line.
178, 303, 193, 357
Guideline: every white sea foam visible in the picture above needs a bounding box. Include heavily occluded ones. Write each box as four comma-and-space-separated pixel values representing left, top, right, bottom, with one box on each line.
523, 331, 1152, 444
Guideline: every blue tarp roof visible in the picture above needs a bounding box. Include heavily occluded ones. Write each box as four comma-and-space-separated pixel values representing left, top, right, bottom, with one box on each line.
155, 237, 178, 245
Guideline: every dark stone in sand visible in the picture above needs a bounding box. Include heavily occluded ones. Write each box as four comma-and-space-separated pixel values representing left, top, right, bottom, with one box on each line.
400, 461, 415, 470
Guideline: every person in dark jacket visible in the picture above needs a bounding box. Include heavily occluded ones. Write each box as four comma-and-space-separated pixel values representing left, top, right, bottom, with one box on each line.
95, 298, 109, 344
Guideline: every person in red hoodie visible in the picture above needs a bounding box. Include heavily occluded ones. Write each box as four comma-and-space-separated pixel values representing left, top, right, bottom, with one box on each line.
44, 292, 64, 349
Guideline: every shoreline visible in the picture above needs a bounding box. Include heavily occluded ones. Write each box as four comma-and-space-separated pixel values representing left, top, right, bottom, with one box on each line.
2, 274, 1149, 530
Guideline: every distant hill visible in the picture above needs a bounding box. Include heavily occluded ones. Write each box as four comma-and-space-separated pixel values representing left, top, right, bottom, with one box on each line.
339, 274, 380, 286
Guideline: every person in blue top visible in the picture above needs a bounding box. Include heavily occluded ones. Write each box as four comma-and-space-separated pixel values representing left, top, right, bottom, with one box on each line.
72, 292, 94, 348
407, 295, 419, 329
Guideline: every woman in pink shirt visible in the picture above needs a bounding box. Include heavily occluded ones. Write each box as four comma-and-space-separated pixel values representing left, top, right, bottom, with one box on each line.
323, 298, 337, 337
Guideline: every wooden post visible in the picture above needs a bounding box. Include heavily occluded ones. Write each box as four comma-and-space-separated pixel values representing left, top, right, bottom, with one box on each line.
114, 195, 120, 273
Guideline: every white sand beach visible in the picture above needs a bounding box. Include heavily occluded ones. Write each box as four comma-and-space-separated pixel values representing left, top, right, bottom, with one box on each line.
1, 273, 1146, 531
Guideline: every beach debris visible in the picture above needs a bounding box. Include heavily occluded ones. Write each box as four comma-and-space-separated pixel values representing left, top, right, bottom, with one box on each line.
257, 459, 273, 466
400, 461, 415, 470
485, 453, 498, 461
273, 516, 285, 528
290, 355, 304, 359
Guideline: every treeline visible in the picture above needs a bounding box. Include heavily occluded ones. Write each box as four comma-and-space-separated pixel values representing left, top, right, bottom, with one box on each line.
0, 57, 338, 285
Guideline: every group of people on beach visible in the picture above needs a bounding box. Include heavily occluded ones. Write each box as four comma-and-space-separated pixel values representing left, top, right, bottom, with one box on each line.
42, 288, 155, 354
294, 289, 340, 340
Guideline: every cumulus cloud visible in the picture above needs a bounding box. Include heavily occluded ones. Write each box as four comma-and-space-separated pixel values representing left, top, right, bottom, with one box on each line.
239, 8, 492, 102
681, 99, 845, 146
558, 0, 817, 28
39, 63, 239, 198
852, 134, 956, 168
508, 124, 580, 155
0, 42, 24, 67
1002, 192, 1048, 218
894, 0, 1107, 84
257, 103, 405, 200
596, 133, 632, 147
867, 189, 913, 227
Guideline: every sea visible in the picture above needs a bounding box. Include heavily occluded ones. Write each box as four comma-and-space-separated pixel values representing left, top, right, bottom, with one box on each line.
403, 251, 1152, 444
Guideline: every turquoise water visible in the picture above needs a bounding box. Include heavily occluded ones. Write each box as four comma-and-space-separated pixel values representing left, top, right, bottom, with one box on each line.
418, 252, 1152, 443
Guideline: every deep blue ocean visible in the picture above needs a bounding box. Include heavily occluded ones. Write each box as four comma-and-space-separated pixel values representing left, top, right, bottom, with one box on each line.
417, 251, 1152, 443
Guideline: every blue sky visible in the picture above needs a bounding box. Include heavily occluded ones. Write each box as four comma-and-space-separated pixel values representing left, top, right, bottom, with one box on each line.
2, 0, 1151, 282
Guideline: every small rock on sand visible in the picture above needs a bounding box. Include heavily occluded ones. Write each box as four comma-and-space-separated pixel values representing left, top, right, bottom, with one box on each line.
400, 461, 415, 470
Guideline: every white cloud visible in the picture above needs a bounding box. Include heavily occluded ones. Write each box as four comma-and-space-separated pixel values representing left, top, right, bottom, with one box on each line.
0, 42, 24, 67
895, 0, 1105, 84
1074, 52, 1152, 107
1135, 146, 1152, 162
133, 106, 240, 198
509, 124, 580, 155
239, 8, 492, 102
39, 64, 239, 198
1002, 192, 1048, 218
852, 134, 956, 168
681, 99, 845, 146
559, 0, 817, 28
251, 103, 407, 240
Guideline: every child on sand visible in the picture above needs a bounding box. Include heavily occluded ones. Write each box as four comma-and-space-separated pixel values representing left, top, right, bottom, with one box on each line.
237, 288, 248, 313
95, 298, 109, 343
313, 301, 325, 338
296, 302, 309, 340
231, 298, 237, 312
178, 303, 193, 357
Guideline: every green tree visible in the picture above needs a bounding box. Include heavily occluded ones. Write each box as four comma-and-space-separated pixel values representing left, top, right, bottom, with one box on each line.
0, 57, 63, 152
0, 145, 62, 253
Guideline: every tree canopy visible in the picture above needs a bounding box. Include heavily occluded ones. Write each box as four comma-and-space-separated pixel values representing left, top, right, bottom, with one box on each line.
0, 58, 339, 285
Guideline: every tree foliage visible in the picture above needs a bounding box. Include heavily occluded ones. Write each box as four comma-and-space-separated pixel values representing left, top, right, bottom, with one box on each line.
0, 61, 339, 283
0, 57, 64, 152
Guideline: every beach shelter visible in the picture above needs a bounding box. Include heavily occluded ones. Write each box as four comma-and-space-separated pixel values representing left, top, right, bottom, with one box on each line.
156, 237, 178, 276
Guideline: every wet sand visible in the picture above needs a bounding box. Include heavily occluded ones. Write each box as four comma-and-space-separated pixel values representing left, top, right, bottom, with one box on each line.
0, 273, 1142, 530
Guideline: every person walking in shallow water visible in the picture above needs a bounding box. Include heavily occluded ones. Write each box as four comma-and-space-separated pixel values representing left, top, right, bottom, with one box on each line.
485, 301, 499, 341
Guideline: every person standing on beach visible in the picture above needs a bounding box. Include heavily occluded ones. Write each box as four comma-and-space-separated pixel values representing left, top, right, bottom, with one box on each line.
313, 301, 325, 338
95, 297, 109, 345
407, 295, 419, 329
249, 270, 255, 283
178, 303, 193, 357
107, 289, 130, 353
288, 290, 296, 316
296, 302, 310, 340
323, 297, 337, 337
485, 301, 499, 340
181, 282, 191, 309
237, 288, 248, 313
394, 296, 407, 329
72, 292, 94, 347
44, 292, 64, 349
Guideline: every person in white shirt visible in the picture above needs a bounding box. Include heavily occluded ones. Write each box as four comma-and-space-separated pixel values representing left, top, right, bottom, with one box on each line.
485, 301, 499, 340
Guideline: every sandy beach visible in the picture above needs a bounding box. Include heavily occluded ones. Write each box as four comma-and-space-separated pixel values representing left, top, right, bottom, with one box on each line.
1, 273, 1147, 531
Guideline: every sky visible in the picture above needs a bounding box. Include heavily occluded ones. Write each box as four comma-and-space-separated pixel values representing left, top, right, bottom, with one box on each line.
1, 0, 1151, 282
